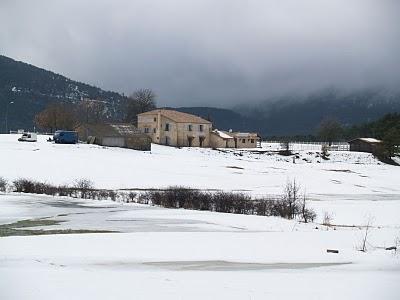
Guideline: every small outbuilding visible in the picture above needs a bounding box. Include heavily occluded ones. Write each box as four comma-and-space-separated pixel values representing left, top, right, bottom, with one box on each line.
210, 130, 235, 148
231, 132, 261, 148
76, 123, 152, 151
348, 138, 382, 153
210, 129, 261, 148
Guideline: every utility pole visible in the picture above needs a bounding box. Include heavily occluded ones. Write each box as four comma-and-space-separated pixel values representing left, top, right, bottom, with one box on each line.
5, 101, 14, 133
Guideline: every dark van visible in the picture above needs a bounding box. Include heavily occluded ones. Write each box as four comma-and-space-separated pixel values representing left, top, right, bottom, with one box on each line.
53, 130, 78, 144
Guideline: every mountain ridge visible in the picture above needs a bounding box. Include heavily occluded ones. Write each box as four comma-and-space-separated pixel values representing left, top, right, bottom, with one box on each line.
1, 55, 399, 136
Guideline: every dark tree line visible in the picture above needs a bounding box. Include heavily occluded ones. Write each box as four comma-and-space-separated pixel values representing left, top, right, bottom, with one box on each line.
34, 99, 109, 132
34, 88, 157, 132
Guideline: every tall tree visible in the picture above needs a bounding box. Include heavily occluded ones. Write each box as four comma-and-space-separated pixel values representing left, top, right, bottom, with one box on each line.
125, 88, 156, 123
74, 99, 106, 125
317, 118, 343, 145
382, 127, 400, 157
34, 103, 76, 132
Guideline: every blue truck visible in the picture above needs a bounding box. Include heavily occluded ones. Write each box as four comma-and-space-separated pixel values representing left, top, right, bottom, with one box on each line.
53, 130, 78, 144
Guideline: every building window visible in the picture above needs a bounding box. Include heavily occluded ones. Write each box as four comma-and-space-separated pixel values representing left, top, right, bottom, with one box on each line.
199, 125, 203, 132
154, 117, 157, 122
242, 139, 246, 143
153, 128, 156, 133
251, 139, 254, 143
165, 123, 170, 131
144, 127, 149, 133
188, 124, 192, 131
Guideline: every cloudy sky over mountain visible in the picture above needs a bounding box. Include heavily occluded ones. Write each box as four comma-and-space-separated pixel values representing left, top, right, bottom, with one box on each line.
1, 0, 399, 106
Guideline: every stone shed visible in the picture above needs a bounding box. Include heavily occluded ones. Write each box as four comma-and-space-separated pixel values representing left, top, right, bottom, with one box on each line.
348, 138, 382, 153
76, 123, 152, 151
210, 130, 235, 148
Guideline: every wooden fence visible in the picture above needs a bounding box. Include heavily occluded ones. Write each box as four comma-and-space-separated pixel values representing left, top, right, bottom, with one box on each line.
263, 141, 350, 151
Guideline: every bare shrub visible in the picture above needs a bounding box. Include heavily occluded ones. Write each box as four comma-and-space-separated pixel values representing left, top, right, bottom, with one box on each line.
395, 236, 400, 256
322, 212, 333, 226
281, 179, 301, 219
358, 216, 374, 252
128, 192, 137, 202
139, 185, 316, 221
279, 141, 292, 156
9, 179, 317, 222
0, 177, 7, 192
272, 180, 316, 222
321, 145, 330, 160
11, 178, 57, 195
73, 179, 94, 199
98, 190, 109, 200
107, 190, 117, 201
301, 193, 316, 223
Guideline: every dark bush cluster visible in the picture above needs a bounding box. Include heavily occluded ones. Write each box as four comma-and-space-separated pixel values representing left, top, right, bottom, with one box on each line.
13, 178, 58, 195
139, 185, 316, 222
0, 177, 7, 192
9, 179, 316, 223
12, 178, 121, 201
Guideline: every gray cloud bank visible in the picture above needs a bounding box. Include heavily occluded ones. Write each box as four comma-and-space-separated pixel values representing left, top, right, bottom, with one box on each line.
1, 0, 399, 107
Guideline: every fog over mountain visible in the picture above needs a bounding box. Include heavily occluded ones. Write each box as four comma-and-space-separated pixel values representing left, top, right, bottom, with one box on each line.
1, 0, 399, 107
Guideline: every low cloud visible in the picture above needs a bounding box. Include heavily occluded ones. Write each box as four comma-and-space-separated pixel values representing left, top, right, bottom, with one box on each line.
1, 0, 399, 107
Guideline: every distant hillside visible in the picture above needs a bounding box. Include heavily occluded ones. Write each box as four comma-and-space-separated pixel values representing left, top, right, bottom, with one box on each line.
178, 90, 400, 137
239, 89, 400, 136
1, 55, 399, 136
0, 55, 126, 132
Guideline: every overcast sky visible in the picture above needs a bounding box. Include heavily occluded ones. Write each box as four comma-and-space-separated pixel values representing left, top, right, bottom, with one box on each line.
1, 0, 399, 107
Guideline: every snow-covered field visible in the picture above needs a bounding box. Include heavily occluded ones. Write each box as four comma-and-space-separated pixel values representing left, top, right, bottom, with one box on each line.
1, 134, 399, 299
0, 134, 399, 195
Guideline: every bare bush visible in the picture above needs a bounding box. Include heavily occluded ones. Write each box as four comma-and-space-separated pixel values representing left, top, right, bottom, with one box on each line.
12, 178, 55, 195
0, 177, 7, 192
128, 192, 137, 202
279, 141, 292, 156
73, 179, 94, 199
321, 145, 330, 160
107, 190, 117, 201
275, 179, 315, 222
301, 193, 316, 223
358, 216, 374, 252
140, 185, 316, 222
10, 179, 317, 222
322, 212, 333, 226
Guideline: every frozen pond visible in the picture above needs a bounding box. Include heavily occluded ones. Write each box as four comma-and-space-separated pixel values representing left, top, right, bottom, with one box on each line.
1, 193, 399, 300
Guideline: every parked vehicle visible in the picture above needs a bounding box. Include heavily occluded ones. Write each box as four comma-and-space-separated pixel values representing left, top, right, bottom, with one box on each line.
18, 132, 37, 142
53, 130, 78, 144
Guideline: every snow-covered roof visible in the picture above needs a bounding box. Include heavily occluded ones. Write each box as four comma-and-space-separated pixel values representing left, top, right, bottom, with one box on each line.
78, 123, 145, 137
231, 132, 259, 138
212, 129, 233, 139
110, 124, 142, 136
349, 138, 382, 144
360, 138, 382, 143
139, 109, 211, 124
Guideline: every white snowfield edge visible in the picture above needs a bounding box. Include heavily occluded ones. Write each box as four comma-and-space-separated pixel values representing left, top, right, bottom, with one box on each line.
0, 134, 399, 195
1, 134, 400, 300
0, 194, 399, 300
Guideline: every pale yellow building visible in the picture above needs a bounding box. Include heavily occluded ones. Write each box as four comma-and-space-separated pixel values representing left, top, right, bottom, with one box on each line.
211, 130, 261, 148
138, 109, 261, 148
230, 132, 261, 148
210, 130, 235, 148
137, 109, 212, 147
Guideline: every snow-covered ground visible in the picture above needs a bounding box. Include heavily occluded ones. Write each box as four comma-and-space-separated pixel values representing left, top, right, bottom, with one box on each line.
1, 134, 399, 299
0, 134, 399, 195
